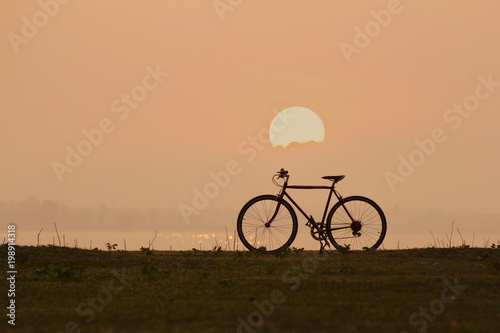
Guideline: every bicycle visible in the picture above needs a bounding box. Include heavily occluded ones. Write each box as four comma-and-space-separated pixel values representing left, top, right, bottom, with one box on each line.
237, 169, 387, 254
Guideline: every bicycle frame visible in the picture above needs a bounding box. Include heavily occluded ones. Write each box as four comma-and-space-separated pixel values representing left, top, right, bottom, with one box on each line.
266, 176, 355, 230
237, 170, 387, 253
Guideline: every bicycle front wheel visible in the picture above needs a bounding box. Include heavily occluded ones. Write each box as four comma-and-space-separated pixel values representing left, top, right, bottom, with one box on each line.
237, 195, 298, 254
326, 196, 387, 250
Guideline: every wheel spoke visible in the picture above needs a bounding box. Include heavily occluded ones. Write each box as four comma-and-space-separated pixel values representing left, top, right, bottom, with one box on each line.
237, 196, 297, 254
327, 197, 386, 250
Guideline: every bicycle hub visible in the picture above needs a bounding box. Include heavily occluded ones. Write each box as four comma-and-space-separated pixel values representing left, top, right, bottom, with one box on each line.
350, 220, 362, 235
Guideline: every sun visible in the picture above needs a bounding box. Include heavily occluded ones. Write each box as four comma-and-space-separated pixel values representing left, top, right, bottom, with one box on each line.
269, 106, 325, 148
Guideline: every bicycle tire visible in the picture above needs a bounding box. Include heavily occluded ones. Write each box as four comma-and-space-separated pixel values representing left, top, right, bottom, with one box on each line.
237, 195, 298, 254
326, 196, 387, 250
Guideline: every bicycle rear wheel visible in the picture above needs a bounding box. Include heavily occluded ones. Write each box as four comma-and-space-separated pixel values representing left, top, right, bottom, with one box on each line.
237, 195, 298, 254
326, 196, 386, 250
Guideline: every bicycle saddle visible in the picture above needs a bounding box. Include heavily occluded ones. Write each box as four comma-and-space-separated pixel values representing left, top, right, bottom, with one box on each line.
322, 175, 345, 182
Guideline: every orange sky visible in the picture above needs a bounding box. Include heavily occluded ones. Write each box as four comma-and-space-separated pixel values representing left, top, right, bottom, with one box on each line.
1, 0, 499, 249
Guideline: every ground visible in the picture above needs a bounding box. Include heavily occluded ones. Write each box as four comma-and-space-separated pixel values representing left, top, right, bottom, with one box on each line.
1, 245, 499, 332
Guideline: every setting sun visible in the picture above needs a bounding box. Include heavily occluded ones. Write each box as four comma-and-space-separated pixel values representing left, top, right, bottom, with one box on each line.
269, 106, 325, 148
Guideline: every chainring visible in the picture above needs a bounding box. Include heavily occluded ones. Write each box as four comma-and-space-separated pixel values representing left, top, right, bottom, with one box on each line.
310, 225, 327, 241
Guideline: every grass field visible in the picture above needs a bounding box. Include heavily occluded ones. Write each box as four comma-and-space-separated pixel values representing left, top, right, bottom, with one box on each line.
1, 245, 500, 333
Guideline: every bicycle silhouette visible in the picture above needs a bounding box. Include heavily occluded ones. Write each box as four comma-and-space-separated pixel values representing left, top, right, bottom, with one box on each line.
237, 169, 387, 253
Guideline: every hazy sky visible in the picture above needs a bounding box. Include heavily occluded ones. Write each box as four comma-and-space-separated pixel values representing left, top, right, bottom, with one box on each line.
2, 1, 499, 249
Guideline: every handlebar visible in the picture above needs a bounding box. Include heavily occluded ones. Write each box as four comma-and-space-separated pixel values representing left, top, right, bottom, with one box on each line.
272, 168, 290, 187
277, 168, 288, 178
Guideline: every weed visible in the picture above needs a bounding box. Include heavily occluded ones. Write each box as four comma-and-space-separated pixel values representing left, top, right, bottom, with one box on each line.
236, 250, 253, 257
140, 246, 154, 256
105, 243, 118, 251
291, 247, 305, 254
337, 244, 351, 255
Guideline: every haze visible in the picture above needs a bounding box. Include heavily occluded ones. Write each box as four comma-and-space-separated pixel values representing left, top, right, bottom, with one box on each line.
1, 0, 499, 250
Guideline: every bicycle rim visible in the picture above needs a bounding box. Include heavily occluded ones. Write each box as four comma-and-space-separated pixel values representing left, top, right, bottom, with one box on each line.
237, 195, 297, 254
327, 196, 386, 250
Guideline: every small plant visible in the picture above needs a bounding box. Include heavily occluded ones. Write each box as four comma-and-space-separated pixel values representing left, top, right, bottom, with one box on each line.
236, 250, 253, 257
491, 244, 497, 249
105, 243, 118, 251
291, 247, 304, 254
337, 244, 351, 255
212, 246, 223, 256
140, 246, 154, 256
